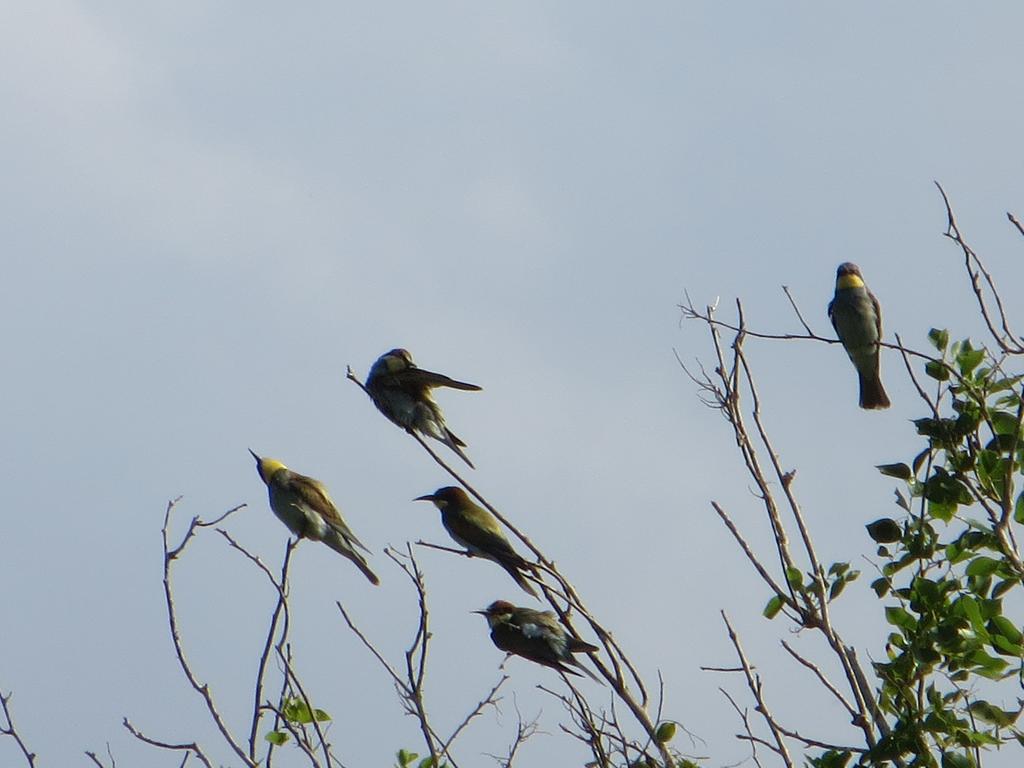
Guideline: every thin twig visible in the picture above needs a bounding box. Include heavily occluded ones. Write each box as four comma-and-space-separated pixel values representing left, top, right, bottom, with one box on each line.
721, 613, 794, 768
122, 718, 213, 768
0, 691, 36, 768
780, 640, 857, 718
159, 499, 256, 767
718, 687, 764, 768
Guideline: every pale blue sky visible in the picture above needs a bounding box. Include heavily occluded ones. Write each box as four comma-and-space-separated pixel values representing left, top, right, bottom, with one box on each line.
3, 3, 1024, 766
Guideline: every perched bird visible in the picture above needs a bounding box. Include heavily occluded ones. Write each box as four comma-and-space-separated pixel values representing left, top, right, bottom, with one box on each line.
414, 486, 538, 598
365, 348, 481, 468
828, 262, 891, 409
249, 450, 379, 585
475, 600, 600, 681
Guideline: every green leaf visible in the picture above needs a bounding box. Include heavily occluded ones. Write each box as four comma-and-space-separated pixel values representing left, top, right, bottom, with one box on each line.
866, 518, 902, 543
313, 708, 331, 722
968, 649, 1009, 679
655, 721, 677, 743
286, 699, 313, 724
956, 343, 985, 376
912, 448, 932, 474
989, 633, 1022, 656
785, 567, 804, 589
885, 606, 917, 631
829, 578, 847, 601
877, 462, 912, 480
990, 410, 1022, 436
763, 595, 784, 619
265, 730, 289, 745
988, 375, 1022, 394
970, 700, 1020, 727
1015, 492, 1024, 525
397, 750, 418, 767
872, 577, 891, 598
928, 328, 950, 352
992, 578, 1019, 599
957, 595, 986, 631
828, 561, 850, 577
926, 360, 950, 381
810, 750, 853, 768
965, 556, 1001, 578
417, 758, 438, 768
941, 752, 975, 768
987, 615, 1023, 648
929, 498, 957, 522
894, 488, 911, 512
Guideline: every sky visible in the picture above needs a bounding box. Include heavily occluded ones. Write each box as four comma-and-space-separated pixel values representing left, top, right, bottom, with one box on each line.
3, 2, 1024, 766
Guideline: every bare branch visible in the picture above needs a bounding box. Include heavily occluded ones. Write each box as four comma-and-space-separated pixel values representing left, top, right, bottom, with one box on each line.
935, 181, 1023, 353
159, 499, 257, 767
243, 538, 296, 761
780, 640, 857, 718
721, 613, 794, 768
0, 691, 36, 768
441, 675, 509, 755
122, 718, 213, 768
718, 687, 765, 768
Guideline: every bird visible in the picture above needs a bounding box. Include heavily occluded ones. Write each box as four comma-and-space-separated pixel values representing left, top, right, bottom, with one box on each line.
414, 486, 538, 598
365, 348, 481, 468
474, 600, 600, 682
828, 262, 891, 409
249, 450, 379, 585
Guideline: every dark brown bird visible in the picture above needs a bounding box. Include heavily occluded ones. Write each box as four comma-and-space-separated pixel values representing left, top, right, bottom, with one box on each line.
475, 600, 600, 682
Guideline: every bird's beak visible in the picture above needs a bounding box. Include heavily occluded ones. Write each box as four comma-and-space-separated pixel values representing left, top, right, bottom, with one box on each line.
471, 608, 489, 615
413, 494, 437, 503
248, 448, 261, 462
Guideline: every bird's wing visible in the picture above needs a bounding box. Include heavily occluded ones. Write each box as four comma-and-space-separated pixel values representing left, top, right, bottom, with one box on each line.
869, 289, 883, 340
282, 472, 368, 551
517, 612, 567, 651
446, 509, 523, 563
827, 297, 837, 331
393, 367, 482, 391
568, 636, 600, 654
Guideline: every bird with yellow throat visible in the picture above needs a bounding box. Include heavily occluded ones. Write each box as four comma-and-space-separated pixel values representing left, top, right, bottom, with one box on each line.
828, 262, 890, 409
250, 450, 379, 585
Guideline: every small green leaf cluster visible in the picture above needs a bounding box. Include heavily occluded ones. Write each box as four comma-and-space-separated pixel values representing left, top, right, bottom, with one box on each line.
264, 696, 332, 748
395, 748, 449, 768
761, 561, 860, 621
862, 331, 1024, 766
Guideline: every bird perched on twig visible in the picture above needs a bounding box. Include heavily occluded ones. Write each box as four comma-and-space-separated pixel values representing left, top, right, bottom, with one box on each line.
415, 486, 538, 598
475, 600, 600, 682
828, 262, 891, 409
365, 348, 481, 468
249, 450, 379, 585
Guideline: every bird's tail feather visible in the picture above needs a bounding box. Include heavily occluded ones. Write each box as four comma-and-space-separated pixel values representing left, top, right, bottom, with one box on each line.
498, 559, 540, 599
443, 429, 476, 468
325, 535, 381, 585
858, 370, 891, 410
561, 660, 603, 684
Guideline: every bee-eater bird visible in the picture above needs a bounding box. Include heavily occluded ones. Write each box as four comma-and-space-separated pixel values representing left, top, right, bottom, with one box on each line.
828, 262, 891, 409
415, 486, 539, 598
249, 450, 379, 585
475, 600, 600, 681
365, 348, 481, 468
